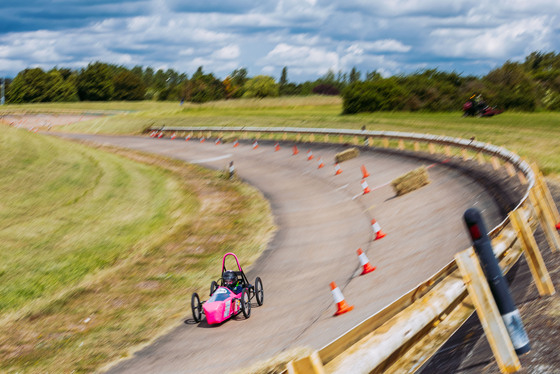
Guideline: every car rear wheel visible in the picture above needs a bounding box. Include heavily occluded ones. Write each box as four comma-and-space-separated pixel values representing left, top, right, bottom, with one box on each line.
241, 288, 251, 318
191, 293, 202, 323
210, 281, 218, 296
255, 277, 264, 306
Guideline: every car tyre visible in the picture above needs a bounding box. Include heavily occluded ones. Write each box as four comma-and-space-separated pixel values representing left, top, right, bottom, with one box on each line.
241, 288, 251, 318
255, 277, 264, 306
191, 293, 202, 323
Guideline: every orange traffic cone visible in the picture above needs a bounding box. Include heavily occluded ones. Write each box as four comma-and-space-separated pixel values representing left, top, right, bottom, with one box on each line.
185, 135, 191, 141
215, 138, 221, 145
361, 164, 370, 178
307, 150, 314, 160
371, 219, 386, 240
293, 145, 299, 155
357, 248, 376, 275
556, 222, 560, 230
149, 131, 155, 138
252, 140, 259, 149
158, 132, 164, 138
361, 179, 371, 194
334, 163, 342, 175
200, 137, 206, 143
318, 157, 325, 169
330, 282, 354, 316
233, 140, 239, 147
171, 132, 176, 140
275, 142, 280, 152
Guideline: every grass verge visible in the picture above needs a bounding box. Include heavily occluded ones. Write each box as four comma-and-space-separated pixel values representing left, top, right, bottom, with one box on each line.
0, 127, 274, 373
29, 98, 559, 179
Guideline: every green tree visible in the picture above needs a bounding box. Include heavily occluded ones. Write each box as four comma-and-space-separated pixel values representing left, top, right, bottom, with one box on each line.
349, 67, 361, 83
112, 71, 146, 100
76, 62, 114, 101
182, 67, 225, 103
242, 75, 279, 98
7, 68, 51, 103
483, 62, 537, 111
45, 69, 78, 102
342, 79, 406, 114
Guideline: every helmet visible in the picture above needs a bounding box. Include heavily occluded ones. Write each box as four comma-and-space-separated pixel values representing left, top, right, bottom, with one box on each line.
223, 270, 237, 288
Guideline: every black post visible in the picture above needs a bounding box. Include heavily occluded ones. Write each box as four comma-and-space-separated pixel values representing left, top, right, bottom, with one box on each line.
463, 207, 530, 355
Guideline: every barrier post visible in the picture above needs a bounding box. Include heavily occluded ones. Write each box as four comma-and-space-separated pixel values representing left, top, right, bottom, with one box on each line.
464, 208, 530, 356
287, 351, 325, 374
455, 247, 521, 373
532, 166, 560, 229
529, 189, 560, 252
509, 209, 555, 296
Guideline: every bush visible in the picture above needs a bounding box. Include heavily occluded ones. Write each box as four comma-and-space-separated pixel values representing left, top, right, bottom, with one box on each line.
342, 79, 406, 114
312, 83, 340, 96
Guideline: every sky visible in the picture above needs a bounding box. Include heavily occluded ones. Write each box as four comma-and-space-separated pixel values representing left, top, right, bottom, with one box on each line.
1, 0, 559, 82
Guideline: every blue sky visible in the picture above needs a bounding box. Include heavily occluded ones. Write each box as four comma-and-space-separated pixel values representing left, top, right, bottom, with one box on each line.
1, 0, 559, 82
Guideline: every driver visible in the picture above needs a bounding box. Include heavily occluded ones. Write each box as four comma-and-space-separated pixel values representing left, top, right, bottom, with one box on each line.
223, 270, 242, 294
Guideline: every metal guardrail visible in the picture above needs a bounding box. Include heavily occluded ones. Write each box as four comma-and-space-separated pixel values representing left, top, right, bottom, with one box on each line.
148, 126, 547, 373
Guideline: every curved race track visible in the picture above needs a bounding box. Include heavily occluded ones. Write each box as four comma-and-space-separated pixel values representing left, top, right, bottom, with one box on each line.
55, 134, 504, 374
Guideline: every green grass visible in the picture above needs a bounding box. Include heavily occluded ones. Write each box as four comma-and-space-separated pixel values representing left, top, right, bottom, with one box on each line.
40, 97, 560, 178
0, 127, 274, 373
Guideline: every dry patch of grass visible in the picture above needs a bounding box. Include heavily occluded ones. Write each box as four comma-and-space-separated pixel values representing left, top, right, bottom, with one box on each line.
0, 131, 274, 373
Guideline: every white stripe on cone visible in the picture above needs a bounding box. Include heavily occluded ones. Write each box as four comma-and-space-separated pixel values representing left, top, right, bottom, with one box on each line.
331, 286, 344, 303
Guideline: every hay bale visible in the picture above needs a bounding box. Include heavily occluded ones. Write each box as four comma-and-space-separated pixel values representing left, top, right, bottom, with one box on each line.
335, 147, 359, 163
391, 166, 430, 196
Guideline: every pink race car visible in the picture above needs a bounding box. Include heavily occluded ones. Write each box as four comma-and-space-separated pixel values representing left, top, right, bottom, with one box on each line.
191, 252, 264, 324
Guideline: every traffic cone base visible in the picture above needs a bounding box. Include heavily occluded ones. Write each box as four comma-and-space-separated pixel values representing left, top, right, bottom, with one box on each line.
556, 222, 560, 230
293, 146, 299, 155
233, 140, 239, 147
330, 282, 354, 316
318, 160, 325, 169
275, 143, 280, 152
375, 231, 386, 240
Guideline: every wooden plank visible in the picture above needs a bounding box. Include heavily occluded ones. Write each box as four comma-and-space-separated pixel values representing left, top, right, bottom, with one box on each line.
491, 156, 501, 171
414, 141, 420, 152
398, 139, 404, 150
455, 248, 521, 374
478, 152, 486, 165
509, 209, 555, 296
428, 143, 435, 154
530, 189, 560, 252
287, 351, 325, 374
382, 138, 389, 148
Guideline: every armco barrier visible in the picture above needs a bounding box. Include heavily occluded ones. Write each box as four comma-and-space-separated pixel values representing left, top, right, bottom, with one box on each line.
148, 126, 558, 373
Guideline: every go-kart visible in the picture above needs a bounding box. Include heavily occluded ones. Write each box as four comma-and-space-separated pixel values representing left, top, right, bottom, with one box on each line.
462, 100, 503, 117
191, 252, 264, 324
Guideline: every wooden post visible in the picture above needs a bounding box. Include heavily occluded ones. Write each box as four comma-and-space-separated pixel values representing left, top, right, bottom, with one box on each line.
324, 134, 329, 142
491, 157, 501, 171
414, 141, 420, 152
462, 148, 469, 161
398, 139, 404, 150
310, 133, 315, 142
533, 167, 560, 226
382, 138, 389, 148
287, 351, 325, 374
455, 248, 521, 373
529, 189, 560, 252
338, 135, 343, 143
517, 171, 527, 185
428, 143, 435, 154
352, 136, 358, 145
445, 145, 452, 157
296, 133, 301, 142
283, 132, 287, 141
367, 137, 373, 147
477, 152, 486, 165
505, 163, 516, 177
509, 209, 555, 296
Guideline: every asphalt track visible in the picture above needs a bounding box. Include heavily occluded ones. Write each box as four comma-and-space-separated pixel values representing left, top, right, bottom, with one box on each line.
54, 134, 504, 374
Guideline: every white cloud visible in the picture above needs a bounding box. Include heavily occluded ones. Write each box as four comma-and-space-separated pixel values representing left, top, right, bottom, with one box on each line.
212, 45, 240, 59
259, 43, 340, 75
429, 16, 555, 59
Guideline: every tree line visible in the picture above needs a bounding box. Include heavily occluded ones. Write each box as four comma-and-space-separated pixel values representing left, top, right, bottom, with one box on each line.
2, 51, 560, 113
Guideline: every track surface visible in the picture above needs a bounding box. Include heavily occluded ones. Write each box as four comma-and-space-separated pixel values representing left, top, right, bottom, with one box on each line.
54, 134, 503, 373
